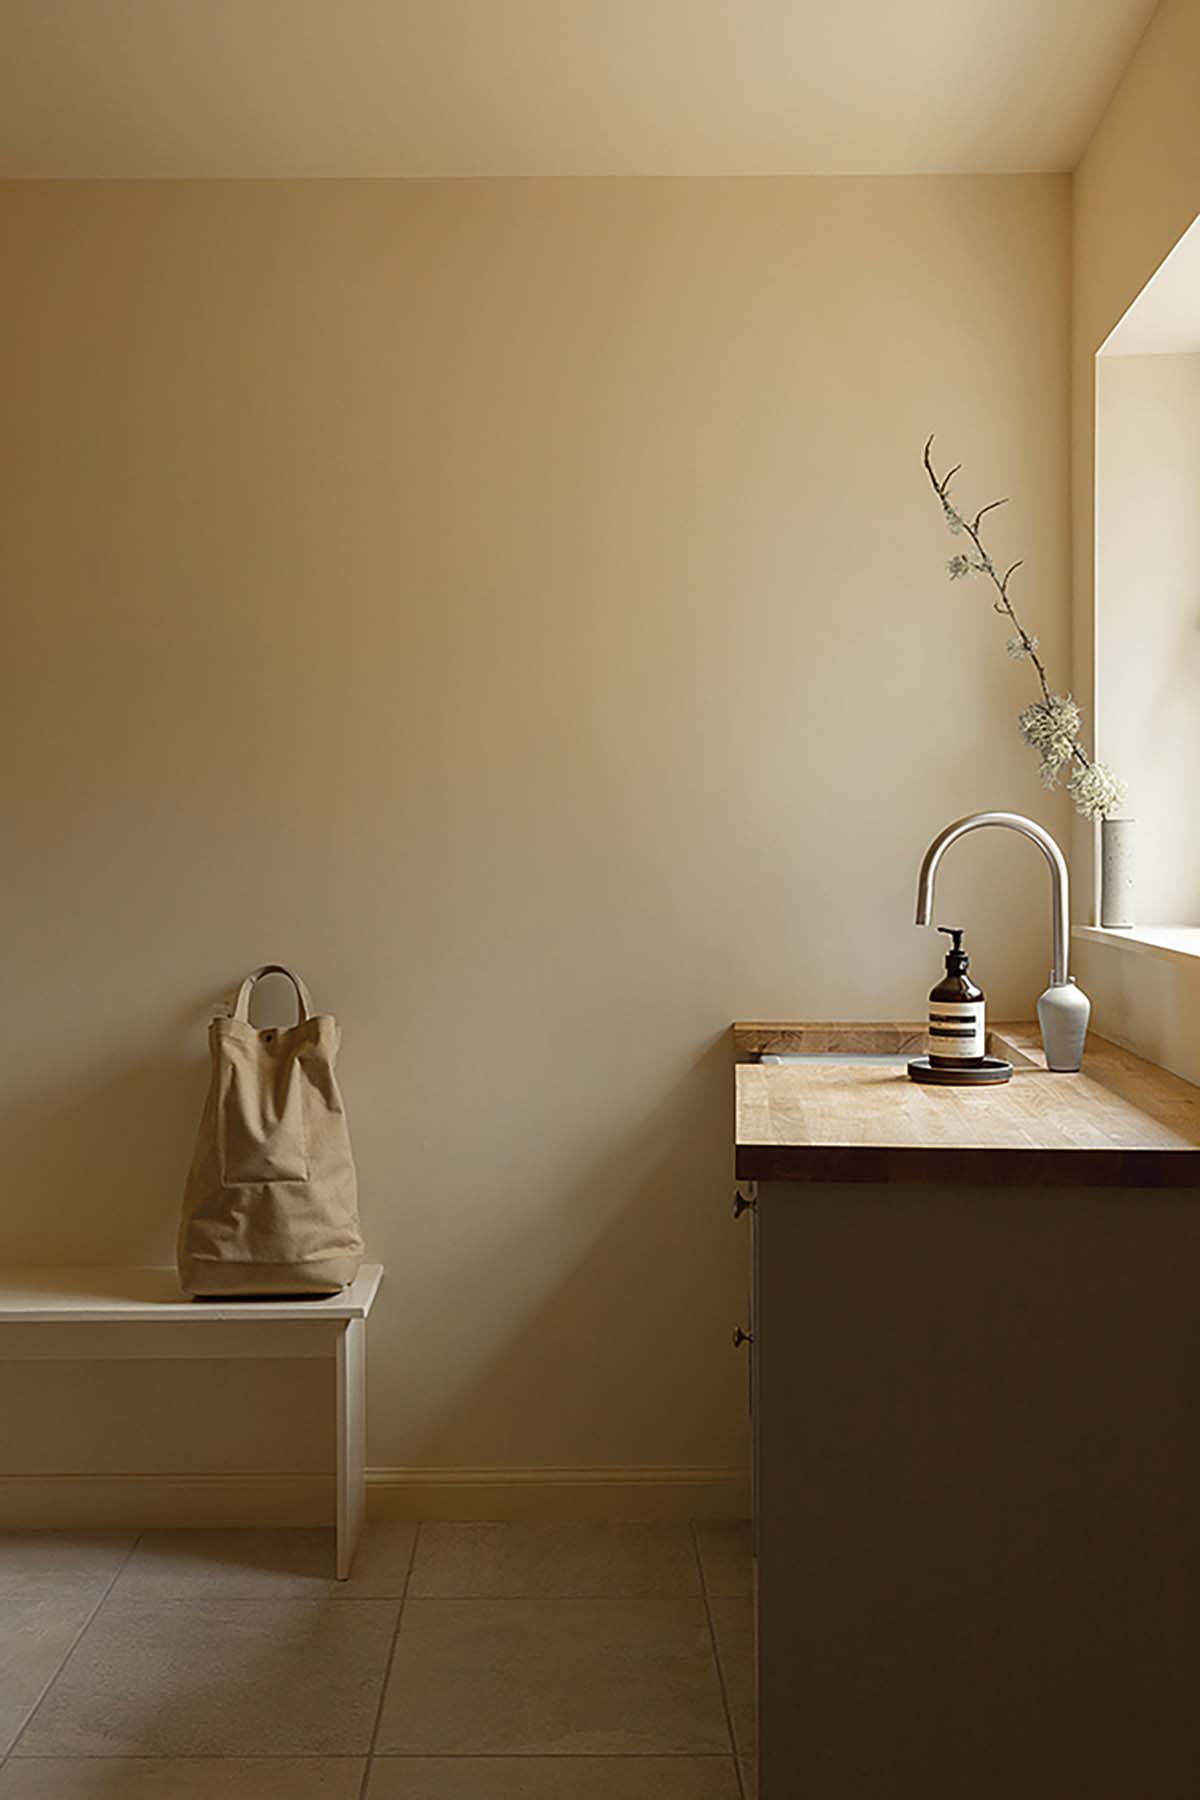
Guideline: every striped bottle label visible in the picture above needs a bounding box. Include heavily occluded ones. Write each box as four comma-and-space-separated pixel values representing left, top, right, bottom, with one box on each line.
928, 1000, 985, 1060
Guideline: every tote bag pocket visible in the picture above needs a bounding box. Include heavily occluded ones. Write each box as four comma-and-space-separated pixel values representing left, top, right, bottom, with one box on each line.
217, 1034, 310, 1185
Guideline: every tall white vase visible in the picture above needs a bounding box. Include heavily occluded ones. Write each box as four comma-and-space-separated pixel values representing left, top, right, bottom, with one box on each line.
1100, 818, 1135, 928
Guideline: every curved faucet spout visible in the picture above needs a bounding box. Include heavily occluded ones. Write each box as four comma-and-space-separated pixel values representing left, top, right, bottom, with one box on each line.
915, 811, 1070, 986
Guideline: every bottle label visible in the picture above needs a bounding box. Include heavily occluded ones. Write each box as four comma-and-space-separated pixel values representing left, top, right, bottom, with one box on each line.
929, 1001, 985, 1060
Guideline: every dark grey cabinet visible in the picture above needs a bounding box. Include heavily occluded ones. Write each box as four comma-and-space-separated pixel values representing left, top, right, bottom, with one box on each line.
749, 1177, 1200, 1799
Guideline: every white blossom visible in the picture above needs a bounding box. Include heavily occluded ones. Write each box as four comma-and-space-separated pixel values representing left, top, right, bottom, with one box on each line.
941, 495, 965, 535
947, 553, 973, 580
1067, 760, 1125, 822
1006, 633, 1039, 660
1018, 694, 1081, 786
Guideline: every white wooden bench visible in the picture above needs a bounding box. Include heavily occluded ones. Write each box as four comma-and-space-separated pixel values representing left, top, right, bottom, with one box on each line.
0, 1264, 383, 1578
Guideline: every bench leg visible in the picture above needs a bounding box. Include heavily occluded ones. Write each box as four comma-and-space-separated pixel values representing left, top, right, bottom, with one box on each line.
335, 1317, 366, 1580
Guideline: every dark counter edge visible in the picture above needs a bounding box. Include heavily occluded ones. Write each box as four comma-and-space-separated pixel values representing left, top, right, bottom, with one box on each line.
735, 1144, 1200, 1188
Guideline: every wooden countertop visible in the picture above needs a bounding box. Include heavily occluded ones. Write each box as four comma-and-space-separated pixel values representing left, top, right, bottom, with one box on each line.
734, 1024, 1200, 1186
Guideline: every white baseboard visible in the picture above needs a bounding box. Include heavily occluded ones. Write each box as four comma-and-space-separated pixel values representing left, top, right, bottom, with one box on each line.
367, 1466, 750, 1522
0, 1467, 749, 1529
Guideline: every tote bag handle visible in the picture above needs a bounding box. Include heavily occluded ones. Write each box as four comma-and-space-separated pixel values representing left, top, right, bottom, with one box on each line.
231, 965, 314, 1025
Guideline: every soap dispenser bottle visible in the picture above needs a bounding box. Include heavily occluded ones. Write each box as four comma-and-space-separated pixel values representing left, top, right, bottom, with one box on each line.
928, 927, 985, 1068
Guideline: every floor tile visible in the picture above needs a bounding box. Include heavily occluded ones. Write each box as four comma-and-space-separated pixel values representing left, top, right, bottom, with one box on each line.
0, 1594, 106, 1758
366, 1756, 742, 1798
0, 1534, 135, 1600
376, 1597, 730, 1756
409, 1523, 700, 1598
112, 1525, 417, 1599
739, 1758, 757, 1797
111, 1529, 329, 1598
14, 1598, 398, 1758
339, 1522, 420, 1595
694, 1522, 752, 1598
710, 1597, 755, 1759
0, 1759, 364, 1798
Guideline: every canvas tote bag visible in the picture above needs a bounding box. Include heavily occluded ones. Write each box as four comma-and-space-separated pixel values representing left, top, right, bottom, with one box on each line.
179, 965, 362, 1296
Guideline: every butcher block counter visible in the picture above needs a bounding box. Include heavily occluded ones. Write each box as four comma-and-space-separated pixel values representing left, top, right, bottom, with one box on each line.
734, 1022, 1200, 1186
734, 1020, 1200, 1800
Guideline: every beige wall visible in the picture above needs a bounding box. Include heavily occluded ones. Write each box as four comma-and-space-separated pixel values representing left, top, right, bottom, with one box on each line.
0, 176, 1070, 1507
1072, 0, 1200, 1084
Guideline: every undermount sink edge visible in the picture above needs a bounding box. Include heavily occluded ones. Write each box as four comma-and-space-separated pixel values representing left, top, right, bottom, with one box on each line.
733, 1020, 1039, 1068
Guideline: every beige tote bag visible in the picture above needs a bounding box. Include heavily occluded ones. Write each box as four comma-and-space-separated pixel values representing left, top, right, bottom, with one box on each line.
179, 965, 362, 1297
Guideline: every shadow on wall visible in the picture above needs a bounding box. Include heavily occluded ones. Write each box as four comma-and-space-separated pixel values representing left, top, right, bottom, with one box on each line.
0, 1003, 748, 1482
0, 971, 318, 1266
385, 1031, 745, 1476
0, 994, 214, 1266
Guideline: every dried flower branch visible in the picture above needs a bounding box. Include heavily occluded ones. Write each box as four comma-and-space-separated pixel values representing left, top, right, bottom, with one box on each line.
922, 436, 1124, 822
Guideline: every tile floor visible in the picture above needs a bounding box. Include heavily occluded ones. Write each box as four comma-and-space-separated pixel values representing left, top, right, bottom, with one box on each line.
0, 1521, 754, 1797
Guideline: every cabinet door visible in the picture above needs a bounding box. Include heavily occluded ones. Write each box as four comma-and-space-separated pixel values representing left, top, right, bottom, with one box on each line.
754, 1177, 1200, 1800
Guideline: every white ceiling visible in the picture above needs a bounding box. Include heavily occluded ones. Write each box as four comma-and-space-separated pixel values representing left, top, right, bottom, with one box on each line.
0, 0, 1159, 179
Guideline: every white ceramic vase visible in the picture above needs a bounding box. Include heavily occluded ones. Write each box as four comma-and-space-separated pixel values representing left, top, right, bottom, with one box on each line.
1037, 977, 1091, 1072
1100, 818, 1135, 928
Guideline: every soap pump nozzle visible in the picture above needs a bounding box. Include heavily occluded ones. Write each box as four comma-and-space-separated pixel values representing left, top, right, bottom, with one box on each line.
937, 926, 969, 974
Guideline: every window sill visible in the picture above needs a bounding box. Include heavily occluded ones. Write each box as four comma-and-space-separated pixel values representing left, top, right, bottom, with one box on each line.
1073, 925, 1200, 966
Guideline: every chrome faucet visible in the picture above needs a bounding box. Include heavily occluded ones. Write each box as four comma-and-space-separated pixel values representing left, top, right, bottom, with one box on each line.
915, 811, 1090, 1071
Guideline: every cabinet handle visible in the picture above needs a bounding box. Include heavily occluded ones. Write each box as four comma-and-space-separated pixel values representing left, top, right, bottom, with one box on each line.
732, 1325, 754, 1348
732, 1184, 758, 1219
